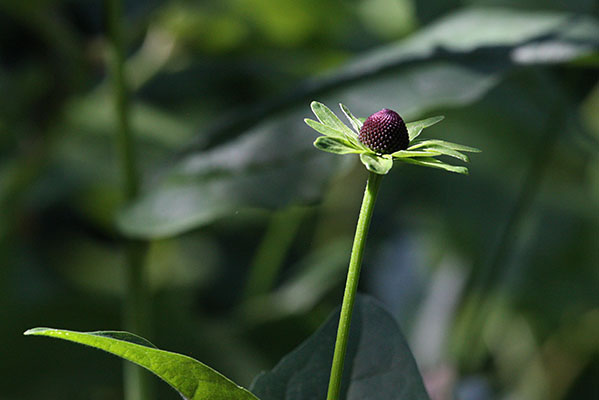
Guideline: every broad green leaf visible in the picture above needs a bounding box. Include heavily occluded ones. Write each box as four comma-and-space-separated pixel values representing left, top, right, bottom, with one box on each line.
391, 149, 443, 158
250, 295, 430, 400
311, 101, 359, 143
118, 111, 340, 239
339, 103, 363, 133
360, 153, 394, 175
304, 118, 348, 142
408, 139, 481, 153
336, 63, 500, 121
406, 116, 445, 141
117, 153, 336, 239
349, 9, 597, 72
314, 136, 361, 155
24, 328, 259, 400
402, 157, 469, 174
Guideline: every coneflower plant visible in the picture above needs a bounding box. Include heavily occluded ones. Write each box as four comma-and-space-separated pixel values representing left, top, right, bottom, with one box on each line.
23, 101, 479, 400
305, 101, 480, 400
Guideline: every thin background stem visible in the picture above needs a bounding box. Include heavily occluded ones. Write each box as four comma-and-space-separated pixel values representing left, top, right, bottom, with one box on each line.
327, 171, 382, 400
105, 0, 152, 399
243, 206, 307, 301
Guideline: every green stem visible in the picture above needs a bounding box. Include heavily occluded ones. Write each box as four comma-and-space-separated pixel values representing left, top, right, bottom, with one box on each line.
326, 171, 383, 400
105, 1, 152, 399
105, 0, 138, 199
122, 241, 151, 400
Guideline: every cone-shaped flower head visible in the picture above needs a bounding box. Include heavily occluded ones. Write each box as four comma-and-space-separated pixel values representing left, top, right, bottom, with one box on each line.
306, 101, 480, 175
358, 108, 409, 154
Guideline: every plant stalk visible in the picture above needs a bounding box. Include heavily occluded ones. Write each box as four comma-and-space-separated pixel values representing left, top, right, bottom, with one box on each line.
326, 171, 383, 400
105, 0, 137, 199
105, 0, 152, 399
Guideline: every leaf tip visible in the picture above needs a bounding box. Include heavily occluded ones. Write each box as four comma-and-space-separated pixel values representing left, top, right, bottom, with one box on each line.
24, 327, 49, 336
310, 100, 323, 111
313, 137, 327, 151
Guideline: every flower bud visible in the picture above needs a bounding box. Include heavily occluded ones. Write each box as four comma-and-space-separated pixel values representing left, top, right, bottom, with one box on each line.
359, 108, 408, 154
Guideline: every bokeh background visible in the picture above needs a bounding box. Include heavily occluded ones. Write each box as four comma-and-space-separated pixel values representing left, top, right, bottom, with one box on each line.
1, 0, 598, 399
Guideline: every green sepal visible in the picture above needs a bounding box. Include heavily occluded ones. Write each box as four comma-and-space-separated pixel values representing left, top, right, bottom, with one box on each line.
406, 115, 445, 141
360, 153, 394, 175
339, 103, 363, 134
408, 144, 469, 162
310, 101, 359, 145
408, 139, 481, 153
314, 136, 361, 155
391, 149, 442, 158
402, 157, 469, 174
304, 118, 349, 142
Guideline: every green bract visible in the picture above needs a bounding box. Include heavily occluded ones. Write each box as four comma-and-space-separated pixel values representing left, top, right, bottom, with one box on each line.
305, 101, 480, 175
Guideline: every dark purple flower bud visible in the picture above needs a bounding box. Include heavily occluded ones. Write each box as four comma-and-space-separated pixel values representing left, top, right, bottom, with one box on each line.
358, 108, 409, 154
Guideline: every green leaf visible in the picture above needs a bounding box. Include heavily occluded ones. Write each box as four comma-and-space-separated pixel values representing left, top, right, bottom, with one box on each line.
24, 328, 259, 400
359, 153, 394, 175
250, 295, 430, 400
339, 103, 363, 133
406, 115, 445, 141
304, 118, 349, 142
314, 136, 361, 155
310, 101, 359, 143
401, 157, 469, 174
351, 9, 597, 70
408, 139, 481, 153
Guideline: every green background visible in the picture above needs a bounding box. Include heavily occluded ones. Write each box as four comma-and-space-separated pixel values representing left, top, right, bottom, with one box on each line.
1, 0, 597, 399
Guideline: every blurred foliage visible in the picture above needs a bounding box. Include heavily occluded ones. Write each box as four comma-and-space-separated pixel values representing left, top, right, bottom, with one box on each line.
1, 0, 598, 399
